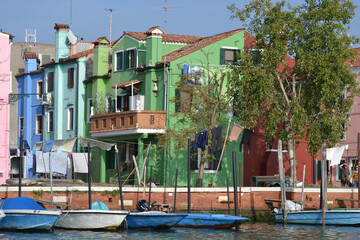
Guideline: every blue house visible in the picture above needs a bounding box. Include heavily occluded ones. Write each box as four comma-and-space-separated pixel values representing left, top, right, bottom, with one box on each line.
16, 52, 44, 177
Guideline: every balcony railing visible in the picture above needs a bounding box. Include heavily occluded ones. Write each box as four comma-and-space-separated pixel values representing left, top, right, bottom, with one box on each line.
90, 110, 166, 134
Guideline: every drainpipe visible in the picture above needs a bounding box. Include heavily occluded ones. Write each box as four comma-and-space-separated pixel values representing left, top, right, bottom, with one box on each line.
75, 61, 79, 152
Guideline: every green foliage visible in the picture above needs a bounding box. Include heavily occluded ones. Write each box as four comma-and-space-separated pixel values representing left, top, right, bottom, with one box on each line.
32, 189, 44, 198
93, 92, 114, 115
228, 0, 359, 156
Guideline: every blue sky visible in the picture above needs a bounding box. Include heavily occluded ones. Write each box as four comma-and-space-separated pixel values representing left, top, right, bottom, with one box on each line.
1, 0, 359, 47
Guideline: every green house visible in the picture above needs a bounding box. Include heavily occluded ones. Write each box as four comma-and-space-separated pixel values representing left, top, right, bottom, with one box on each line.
85, 26, 247, 187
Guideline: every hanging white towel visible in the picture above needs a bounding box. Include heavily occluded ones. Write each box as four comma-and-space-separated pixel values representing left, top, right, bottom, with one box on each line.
327, 146, 346, 166
72, 153, 89, 173
36, 151, 50, 173
50, 152, 68, 175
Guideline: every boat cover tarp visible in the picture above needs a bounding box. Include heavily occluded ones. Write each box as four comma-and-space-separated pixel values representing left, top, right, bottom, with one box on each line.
91, 201, 109, 210
0, 197, 45, 210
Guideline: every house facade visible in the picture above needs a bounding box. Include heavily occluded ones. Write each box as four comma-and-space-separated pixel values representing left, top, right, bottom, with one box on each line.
0, 31, 13, 184
86, 26, 246, 186
42, 24, 93, 147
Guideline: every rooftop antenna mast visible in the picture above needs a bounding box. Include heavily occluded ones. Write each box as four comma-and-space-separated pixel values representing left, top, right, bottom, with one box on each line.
70, 0, 72, 28
25, 29, 36, 43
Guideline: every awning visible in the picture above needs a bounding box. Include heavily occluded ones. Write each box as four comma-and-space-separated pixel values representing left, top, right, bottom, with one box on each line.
78, 136, 115, 151
112, 79, 143, 89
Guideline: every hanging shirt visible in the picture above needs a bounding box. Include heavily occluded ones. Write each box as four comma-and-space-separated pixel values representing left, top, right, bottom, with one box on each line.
211, 124, 223, 151
192, 131, 208, 151
51, 152, 68, 175
239, 129, 253, 153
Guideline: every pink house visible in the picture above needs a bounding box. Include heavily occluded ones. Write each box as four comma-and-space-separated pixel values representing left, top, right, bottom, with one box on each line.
0, 31, 13, 184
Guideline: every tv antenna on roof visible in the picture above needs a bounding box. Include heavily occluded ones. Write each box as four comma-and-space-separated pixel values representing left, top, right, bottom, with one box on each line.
25, 29, 36, 43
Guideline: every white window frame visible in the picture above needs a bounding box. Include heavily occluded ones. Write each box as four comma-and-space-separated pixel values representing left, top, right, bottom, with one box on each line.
194, 149, 216, 174
47, 110, 54, 132
35, 114, 43, 135
36, 80, 43, 100
87, 98, 93, 123
67, 107, 74, 130
114, 50, 124, 71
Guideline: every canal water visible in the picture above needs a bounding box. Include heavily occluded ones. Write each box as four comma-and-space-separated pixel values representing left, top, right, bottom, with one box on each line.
1, 223, 360, 239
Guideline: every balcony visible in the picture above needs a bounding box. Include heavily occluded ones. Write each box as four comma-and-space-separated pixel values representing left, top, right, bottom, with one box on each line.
90, 110, 166, 137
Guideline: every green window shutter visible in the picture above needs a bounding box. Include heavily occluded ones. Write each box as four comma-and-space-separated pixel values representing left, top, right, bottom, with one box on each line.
220, 48, 225, 65
125, 51, 130, 69
116, 52, 123, 71
138, 51, 146, 66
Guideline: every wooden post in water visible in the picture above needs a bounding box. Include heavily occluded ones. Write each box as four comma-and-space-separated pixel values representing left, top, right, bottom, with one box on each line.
174, 169, 178, 213
115, 145, 124, 210
301, 164, 306, 209
87, 143, 92, 209
278, 139, 286, 223
239, 162, 242, 215
232, 152, 239, 230
321, 142, 327, 226
148, 166, 153, 205
358, 133, 360, 207
18, 129, 23, 197
226, 179, 230, 215
187, 138, 191, 213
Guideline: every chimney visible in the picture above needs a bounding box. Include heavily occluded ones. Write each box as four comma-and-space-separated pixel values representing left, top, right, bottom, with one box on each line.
54, 23, 70, 62
92, 36, 110, 76
145, 26, 163, 66
23, 52, 37, 73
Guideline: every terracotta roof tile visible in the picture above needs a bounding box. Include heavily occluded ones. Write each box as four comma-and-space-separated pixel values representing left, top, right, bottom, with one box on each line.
112, 79, 143, 89
117, 31, 201, 45
350, 48, 360, 67
54, 23, 69, 29
156, 28, 245, 64
0, 31, 13, 38
59, 49, 93, 63
93, 36, 109, 44
24, 52, 37, 59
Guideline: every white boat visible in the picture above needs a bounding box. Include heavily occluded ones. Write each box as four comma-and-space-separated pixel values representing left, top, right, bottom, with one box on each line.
0, 210, 5, 221
55, 209, 128, 230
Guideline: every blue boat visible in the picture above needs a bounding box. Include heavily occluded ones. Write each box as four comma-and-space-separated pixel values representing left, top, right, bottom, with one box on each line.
127, 211, 187, 229
275, 209, 360, 225
175, 213, 248, 229
0, 197, 61, 231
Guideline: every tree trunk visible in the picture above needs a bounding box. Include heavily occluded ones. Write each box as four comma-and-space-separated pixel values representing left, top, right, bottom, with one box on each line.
285, 117, 297, 187
196, 146, 208, 187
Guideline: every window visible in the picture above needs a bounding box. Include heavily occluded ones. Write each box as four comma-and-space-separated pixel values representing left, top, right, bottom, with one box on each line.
115, 51, 124, 71
138, 50, 146, 67
67, 67, 75, 89
47, 72, 54, 92
35, 115, 43, 135
249, 49, 262, 66
36, 81, 43, 99
220, 47, 240, 65
19, 117, 24, 137
126, 49, 136, 69
116, 94, 129, 112
48, 110, 54, 132
67, 107, 74, 130
87, 98, 93, 123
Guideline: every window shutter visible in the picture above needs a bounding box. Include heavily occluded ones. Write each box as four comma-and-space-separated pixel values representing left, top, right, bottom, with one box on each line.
235, 49, 241, 63
125, 51, 130, 69
220, 48, 225, 65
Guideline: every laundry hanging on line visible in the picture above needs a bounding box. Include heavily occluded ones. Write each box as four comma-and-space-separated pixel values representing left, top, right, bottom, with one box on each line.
192, 130, 208, 152
211, 124, 222, 151
72, 153, 89, 173
239, 129, 254, 154
228, 123, 243, 142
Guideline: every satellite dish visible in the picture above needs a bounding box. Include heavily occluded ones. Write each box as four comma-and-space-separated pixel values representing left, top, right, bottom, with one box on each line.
67, 30, 77, 45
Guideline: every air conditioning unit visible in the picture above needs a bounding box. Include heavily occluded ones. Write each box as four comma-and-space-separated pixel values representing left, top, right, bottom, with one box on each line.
42, 93, 53, 106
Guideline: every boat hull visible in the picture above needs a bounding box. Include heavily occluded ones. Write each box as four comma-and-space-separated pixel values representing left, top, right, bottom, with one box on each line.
127, 212, 187, 228
55, 210, 128, 230
275, 209, 360, 225
175, 213, 248, 229
0, 209, 61, 231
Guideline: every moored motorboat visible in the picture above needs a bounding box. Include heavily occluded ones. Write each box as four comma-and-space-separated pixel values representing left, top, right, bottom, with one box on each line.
275, 208, 360, 226
127, 211, 187, 229
0, 197, 61, 231
55, 209, 128, 230
175, 213, 248, 229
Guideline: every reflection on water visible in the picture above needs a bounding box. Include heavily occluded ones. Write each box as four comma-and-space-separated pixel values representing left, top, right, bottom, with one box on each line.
1, 223, 360, 240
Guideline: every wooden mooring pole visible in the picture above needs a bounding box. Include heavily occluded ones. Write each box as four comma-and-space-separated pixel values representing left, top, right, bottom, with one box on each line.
187, 138, 191, 213
174, 169, 178, 213
278, 139, 286, 223
321, 142, 327, 226
232, 152, 239, 230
